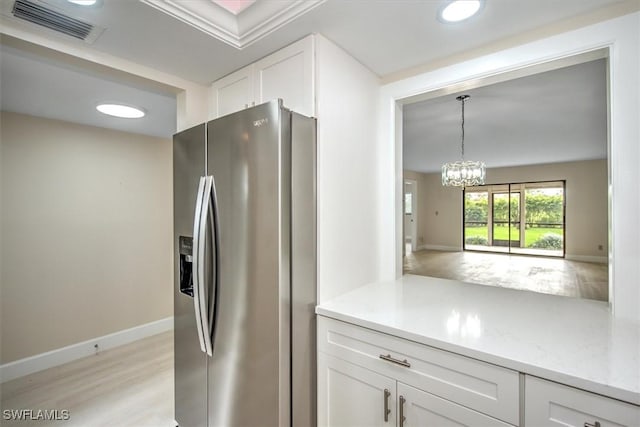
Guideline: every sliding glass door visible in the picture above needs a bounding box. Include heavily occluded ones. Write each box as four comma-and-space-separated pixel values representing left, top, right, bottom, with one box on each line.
521, 184, 564, 256
464, 181, 565, 257
463, 191, 489, 248
491, 191, 520, 249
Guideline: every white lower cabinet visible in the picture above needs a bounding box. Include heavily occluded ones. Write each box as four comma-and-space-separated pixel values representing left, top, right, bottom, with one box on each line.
525, 376, 640, 427
317, 314, 521, 426
318, 317, 520, 426
398, 383, 512, 427
317, 316, 640, 427
318, 352, 396, 427
318, 352, 514, 427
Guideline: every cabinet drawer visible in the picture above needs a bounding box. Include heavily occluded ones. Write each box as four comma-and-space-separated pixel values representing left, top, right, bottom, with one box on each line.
525, 376, 640, 427
318, 316, 519, 425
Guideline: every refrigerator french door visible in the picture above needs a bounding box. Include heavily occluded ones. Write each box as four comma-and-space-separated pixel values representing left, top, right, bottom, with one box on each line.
173, 100, 316, 427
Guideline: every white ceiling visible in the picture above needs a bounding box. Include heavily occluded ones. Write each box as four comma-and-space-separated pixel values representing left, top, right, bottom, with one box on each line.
0, 42, 177, 138
403, 58, 608, 173
0, 0, 625, 138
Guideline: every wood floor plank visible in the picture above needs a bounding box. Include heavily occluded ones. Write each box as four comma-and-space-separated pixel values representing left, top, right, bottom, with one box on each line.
1, 331, 174, 427
404, 249, 608, 301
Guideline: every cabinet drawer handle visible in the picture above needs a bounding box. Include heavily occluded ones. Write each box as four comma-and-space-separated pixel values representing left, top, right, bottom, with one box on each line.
584, 422, 601, 427
399, 395, 406, 427
379, 354, 411, 368
383, 388, 391, 422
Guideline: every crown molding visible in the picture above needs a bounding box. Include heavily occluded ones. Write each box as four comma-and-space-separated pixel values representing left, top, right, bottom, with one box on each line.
140, 0, 325, 49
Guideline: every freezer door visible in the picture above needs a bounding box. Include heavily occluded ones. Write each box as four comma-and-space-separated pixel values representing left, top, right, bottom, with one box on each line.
206, 100, 291, 427
290, 112, 317, 427
174, 124, 207, 427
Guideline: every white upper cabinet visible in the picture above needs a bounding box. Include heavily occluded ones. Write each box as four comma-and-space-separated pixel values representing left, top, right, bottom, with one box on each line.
209, 36, 315, 119
253, 36, 314, 117
209, 65, 253, 119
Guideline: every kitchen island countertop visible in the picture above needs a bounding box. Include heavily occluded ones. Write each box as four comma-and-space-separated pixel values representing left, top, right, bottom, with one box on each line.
316, 274, 640, 405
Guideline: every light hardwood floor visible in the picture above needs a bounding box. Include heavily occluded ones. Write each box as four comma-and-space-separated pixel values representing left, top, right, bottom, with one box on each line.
1, 332, 174, 427
404, 249, 608, 301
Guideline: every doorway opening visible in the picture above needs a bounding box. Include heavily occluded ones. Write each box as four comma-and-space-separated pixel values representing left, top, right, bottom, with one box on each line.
463, 181, 565, 257
403, 179, 418, 255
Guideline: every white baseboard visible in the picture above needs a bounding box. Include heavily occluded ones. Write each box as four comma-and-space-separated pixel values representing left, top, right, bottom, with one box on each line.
0, 316, 173, 383
416, 244, 461, 252
566, 254, 608, 264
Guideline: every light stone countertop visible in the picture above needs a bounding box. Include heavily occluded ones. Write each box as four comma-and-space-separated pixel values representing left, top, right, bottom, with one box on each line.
316, 274, 640, 405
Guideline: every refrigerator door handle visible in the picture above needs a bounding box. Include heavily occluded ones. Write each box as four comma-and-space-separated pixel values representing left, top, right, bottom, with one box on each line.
207, 175, 220, 354
197, 176, 215, 357
191, 176, 207, 354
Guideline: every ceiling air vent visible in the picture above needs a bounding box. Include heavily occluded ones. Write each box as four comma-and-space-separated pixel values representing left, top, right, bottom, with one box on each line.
11, 0, 101, 42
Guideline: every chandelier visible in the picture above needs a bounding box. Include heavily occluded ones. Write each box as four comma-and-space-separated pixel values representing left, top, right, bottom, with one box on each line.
441, 95, 486, 187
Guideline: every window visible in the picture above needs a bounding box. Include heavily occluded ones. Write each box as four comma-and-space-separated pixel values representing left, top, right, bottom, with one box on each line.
404, 192, 413, 215
464, 181, 565, 256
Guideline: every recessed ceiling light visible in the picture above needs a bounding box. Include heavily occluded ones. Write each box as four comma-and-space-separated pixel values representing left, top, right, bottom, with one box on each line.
67, 0, 98, 5
96, 104, 146, 119
439, 0, 482, 23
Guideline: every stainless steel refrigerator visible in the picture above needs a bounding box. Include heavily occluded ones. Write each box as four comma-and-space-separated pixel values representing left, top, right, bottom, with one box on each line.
173, 100, 316, 427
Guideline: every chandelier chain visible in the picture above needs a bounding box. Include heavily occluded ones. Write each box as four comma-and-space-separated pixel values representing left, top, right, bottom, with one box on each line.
461, 96, 465, 160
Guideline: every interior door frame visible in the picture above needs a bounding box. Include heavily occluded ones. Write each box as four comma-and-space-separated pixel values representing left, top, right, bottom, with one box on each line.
403, 178, 418, 254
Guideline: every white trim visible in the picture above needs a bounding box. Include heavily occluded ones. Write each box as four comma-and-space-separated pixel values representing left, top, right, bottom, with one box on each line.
0, 317, 174, 383
566, 254, 608, 264
418, 245, 462, 252
140, 0, 325, 49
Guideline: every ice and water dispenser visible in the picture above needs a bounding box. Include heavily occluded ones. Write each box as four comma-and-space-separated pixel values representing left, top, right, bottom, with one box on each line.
178, 236, 194, 297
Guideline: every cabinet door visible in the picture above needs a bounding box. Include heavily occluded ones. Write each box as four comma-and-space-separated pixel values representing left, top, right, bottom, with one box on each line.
525, 376, 640, 427
209, 65, 254, 119
398, 383, 512, 427
253, 36, 314, 117
318, 352, 396, 427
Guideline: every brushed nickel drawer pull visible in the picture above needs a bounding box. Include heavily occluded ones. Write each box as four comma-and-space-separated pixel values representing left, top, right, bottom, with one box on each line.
379, 354, 411, 368
584, 422, 601, 427
399, 395, 406, 427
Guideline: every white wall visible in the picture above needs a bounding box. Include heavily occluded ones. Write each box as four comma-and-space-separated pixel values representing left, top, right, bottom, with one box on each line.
0, 112, 173, 363
315, 35, 381, 303
404, 170, 462, 251
379, 12, 640, 321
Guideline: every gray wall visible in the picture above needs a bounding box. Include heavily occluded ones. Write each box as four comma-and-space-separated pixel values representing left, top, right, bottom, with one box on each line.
1, 112, 173, 363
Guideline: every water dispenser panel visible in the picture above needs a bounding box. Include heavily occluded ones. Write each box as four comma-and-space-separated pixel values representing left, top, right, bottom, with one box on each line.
179, 236, 194, 297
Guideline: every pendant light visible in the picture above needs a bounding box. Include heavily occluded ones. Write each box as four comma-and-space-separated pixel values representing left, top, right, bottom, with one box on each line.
441, 94, 486, 187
